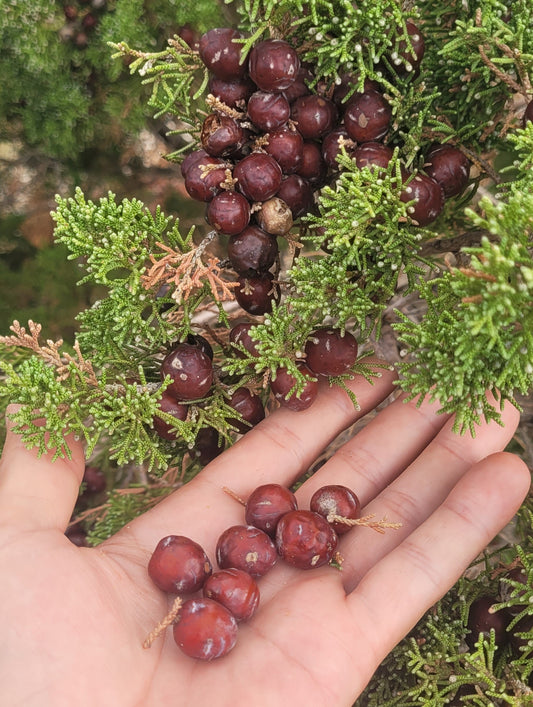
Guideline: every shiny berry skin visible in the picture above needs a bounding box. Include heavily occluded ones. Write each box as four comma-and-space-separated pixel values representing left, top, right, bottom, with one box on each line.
424, 144, 470, 198
216, 525, 277, 577
203, 568, 260, 622
275, 510, 338, 569
180, 148, 208, 178
82, 465, 106, 494
248, 39, 300, 93
466, 596, 511, 648
256, 197, 293, 236
271, 363, 318, 411
161, 343, 213, 400
245, 483, 298, 536
310, 485, 361, 535
148, 535, 213, 594
523, 100, 533, 127
283, 66, 313, 103
247, 91, 290, 131
235, 272, 277, 315
395, 22, 425, 74
344, 91, 392, 143
322, 128, 354, 168
353, 142, 394, 171
153, 390, 188, 440
201, 114, 245, 157
184, 154, 227, 202
207, 191, 251, 235
208, 75, 255, 108
332, 74, 380, 113
304, 328, 358, 376
173, 597, 238, 661
227, 387, 265, 433
198, 28, 247, 80
297, 142, 328, 186
228, 224, 278, 274
234, 153, 283, 203
276, 174, 314, 218
193, 427, 225, 465
290, 95, 338, 140
229, 322, 260, 357
400, 173, 445, 226
186, 333, 214, 360
264, 127, 304, 174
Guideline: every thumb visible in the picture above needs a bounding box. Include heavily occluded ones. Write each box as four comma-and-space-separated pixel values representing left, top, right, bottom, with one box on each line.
0, 405, 86, 533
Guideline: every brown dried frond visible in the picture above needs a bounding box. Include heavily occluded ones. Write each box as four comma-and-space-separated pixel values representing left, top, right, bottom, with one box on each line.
0, 320, 98, 385
142, 242, 238, 304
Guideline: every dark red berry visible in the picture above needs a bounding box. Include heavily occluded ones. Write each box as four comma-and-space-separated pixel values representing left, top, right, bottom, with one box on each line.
297, 142, 328, 186
247, 91, 291, 131
193, 427, 225, 465
276, 510, 338, 569
248, 39, 300, 93
207, 191, 251, 235
177, 24, 199, 50
203, 568, 260, 622
199, 28, 247, 80
153, 391, 188, 440
208, 75, 256, 108
245, 483, 298, 536
184, 154, 227, 202
424, 144, 470, 198
290, 95, 338, 140
82, 465, 106, 494
81, 13, 98, 31
322, 128, 354, 168
227, 387, 265, 433
235, 272, 277, 315
395, 22, 425, 74
216, 525, 277, 577
173, 597, 238, 660
234, 153, 283, 202
148, 535, 213, 594
466, 596, 511, 648
400, 173, 445, 226
310, 485, 361, 535
276, 174, 314, 218
256, 197, 293, 235
180, 148, 208, 178
271, 363, 318, 411
161, 343, 213, 400
264, 126, 304, 174
332, 74, 380, 113
523, 100, 533, 127
228, 225, 278, 274
229, 322, 260, 358
283, 66, 313, 103
201, 114, 245, 157
344, 91, 392, 143
353, 142, 394, 171
304, 328, 358, 376
186, 333, 214, 360
65, 522, 88, 547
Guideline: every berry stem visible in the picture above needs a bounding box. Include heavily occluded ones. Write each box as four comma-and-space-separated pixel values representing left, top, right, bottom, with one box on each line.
222, 486, 246, 505
327, 512, 402, 534
143, 596, 183, 649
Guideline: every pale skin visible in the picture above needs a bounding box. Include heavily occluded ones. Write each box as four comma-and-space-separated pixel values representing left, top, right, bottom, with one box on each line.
0, 366, 530, 707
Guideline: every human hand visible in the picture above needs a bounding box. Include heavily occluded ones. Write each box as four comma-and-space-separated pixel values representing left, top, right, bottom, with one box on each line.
0, 366, 529, 707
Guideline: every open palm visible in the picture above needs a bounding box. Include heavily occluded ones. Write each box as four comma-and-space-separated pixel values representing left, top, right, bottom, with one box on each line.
0, 367, 529, 707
